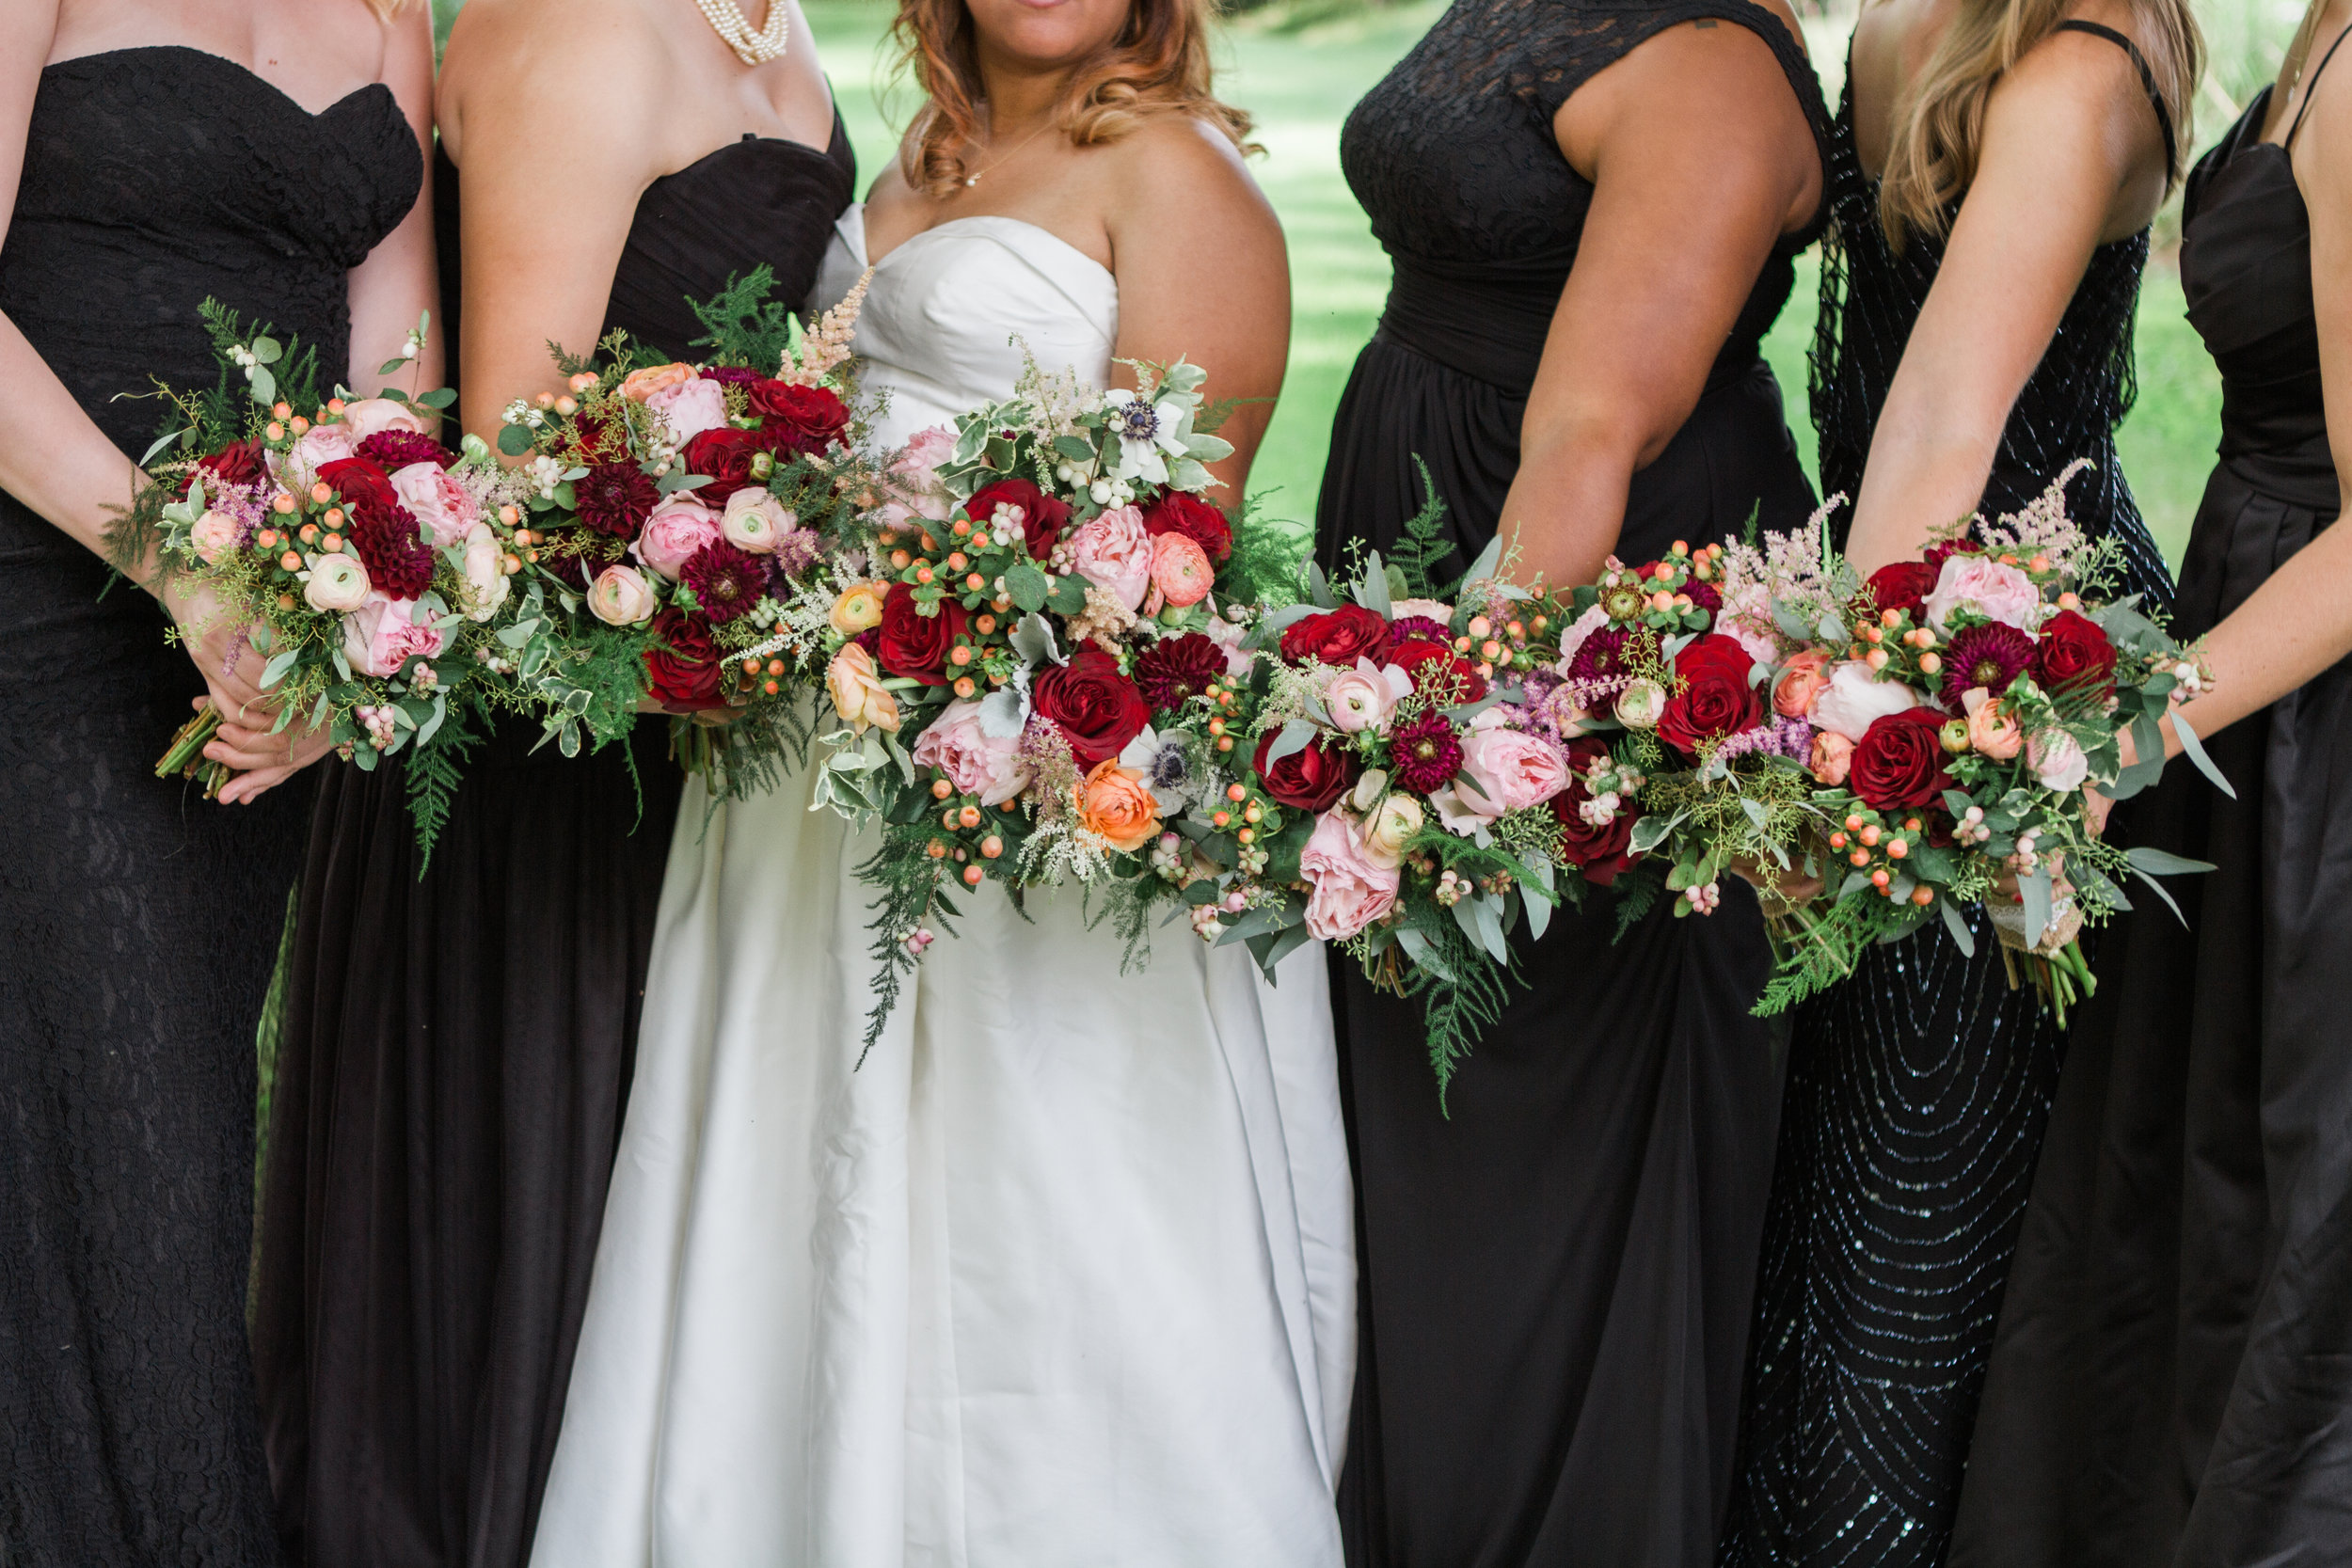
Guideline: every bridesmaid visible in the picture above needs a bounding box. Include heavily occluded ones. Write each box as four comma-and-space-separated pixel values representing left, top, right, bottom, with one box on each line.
0, 0, 436, 1563
246, 0, 850, 1563
1947, 2, 2352, 1560
1314, 1, 1827, 1561
1719, 0, 2198, 1563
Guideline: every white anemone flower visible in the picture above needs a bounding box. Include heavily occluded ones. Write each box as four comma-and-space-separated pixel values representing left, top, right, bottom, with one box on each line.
1103, 387, 1192, 484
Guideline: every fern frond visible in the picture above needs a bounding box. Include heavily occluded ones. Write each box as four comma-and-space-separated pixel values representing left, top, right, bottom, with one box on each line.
1389, 456, 1460, 599
404, 696, 485, 875
687, 266, 797, 370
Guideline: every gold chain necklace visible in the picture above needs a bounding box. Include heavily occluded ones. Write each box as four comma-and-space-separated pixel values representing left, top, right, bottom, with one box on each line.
961, 116, 1057, 187
693, 0, 789, 66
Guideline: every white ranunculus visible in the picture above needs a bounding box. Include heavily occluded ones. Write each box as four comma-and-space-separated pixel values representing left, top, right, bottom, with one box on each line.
304, 550, 372, 612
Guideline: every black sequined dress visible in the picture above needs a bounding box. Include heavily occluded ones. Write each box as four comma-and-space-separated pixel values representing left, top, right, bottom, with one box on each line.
1719, 37, 2177, 1568
1946, 44, 2352, 1565
248, 120, 852, 1568
0, 47, 421, 1568
1314, 4, 1827, 1562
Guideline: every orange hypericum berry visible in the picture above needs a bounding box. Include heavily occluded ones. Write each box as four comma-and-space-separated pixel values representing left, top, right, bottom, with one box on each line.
958, 805, 982, 830
1672, 539, 1689, 556
1860, 825, 1882, 847
1850, 848, 1871, 867
501, 554, 522, 575
279, 550, 303, 572
1212, 811, 1232, 829
326, 396, 346, 414
1903, 817, 1922, 832
931, 778, 954, 800
321, 534, 344, 553
969, 531, 992, 550
1866, 649, 1890, 671
256, 530, 278, 549
914, 566, 934, 585
324, 507, 345, 528
1481, 640, 1502, 661
950, 645, 973, 667
1237, 827, 1255, 845
926, 840, 948, 859
271, 494, 295, 515
965, 574, 985, 593
272, 402, 292, 420
762, 679, 780, 695
278, 593, 296, 610
265, 421, 285, 442
952, 677, 977, 698
952, 518, 972, 537
1871, 869, 1892, 889
1217, 736, 1235, 752
1887, 838, 1910, 859
946, 552, 969, 573
917, 532, 937, 553
962, 864, 986, 886
1918, 653, 1943, 675
534, 391, 556, 409
890, 550, 912, 570
940, 810, 960, 831
1506, 621, 1525, 640
980, 836, 1004, 860
1863, 625, 1883, 643
1829, 831, 1849, 849
1912, 885, 1936, 907
743, 658, 762, 674
1999, 552, 2019, 566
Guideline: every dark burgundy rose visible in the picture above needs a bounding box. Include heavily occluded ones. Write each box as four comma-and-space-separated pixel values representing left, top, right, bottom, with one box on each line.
747, 380, 850, 454
2035, 608, 2119, 699
1388, 707, 1464, 792
682, 540, 767, 624
645, 608, 724, 707
1940, 620, 2036, 708
966, 479, 1071, 561
1551, 736, 1641, 886
1131, 633, 1226, 712
357, 430, 453, 471
316, 456, 395, 510
1279, 603, 1389, 667
574, 460, 660, 538
1868, 561, 1940, 620
681, 427, 768, 504
1851, 708, 1955, 812
1924, 536, 1984, 572
193, 438, 268, 490
876, 582, 970, 685
1390, 637, 1487, 703
1657, 634, 1764, 756
1140, 492, 1232, 563
1032, 644, 1151, 768
1251, 728, 1357, 813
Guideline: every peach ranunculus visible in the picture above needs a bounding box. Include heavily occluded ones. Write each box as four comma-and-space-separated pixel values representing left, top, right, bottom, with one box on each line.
1068, 503, 1153, 610
1773, 648, 1833, 719
1924, 554, 2042, 633
826, 642, 900, 734
829, 580, 888, 636
911, 698, 1031, 805
389, 460, 480, 547
1077, 760, 1161, 851
1149, 531, 1214, 609
1809, 659, 1919, 742
338, 397, 429, 442
1962, 686, 2026, 760
617, 362, 696, 402
1299, 807, 1401, 941
721, 487, 795, 553
342, 592, 445, 677
1809, 730, 1854, 785
1360, 792, 1424, 871
1455, 707, 1571, 816
587, 563, 656, 626
190, 508, 240, 565
644, 374, 729, 444
631, 496, 721, 578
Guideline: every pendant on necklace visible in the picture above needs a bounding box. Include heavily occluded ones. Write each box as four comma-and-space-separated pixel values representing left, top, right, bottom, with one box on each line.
964, 175, 980, 187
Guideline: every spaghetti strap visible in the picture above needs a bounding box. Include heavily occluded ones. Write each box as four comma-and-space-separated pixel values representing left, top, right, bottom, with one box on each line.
2287, 24, 2352, 149
2056, 18, 2178, 173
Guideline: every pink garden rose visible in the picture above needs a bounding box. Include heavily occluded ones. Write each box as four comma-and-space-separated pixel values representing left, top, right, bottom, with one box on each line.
910, 698, 1032, 805
645, 375, 729, 444
587, 564, 656, 626
1716, 581, 1782, 666
1809, 659, 1920, 742
1325, 657, 1412, 734
342, 591, 444, 676
1068, 503, 1152, 610
631, 496, 721, 578
877, 425, 958, 530
2027, 726, 2089, 793
389, 460, 479, 547
1925, 554, 2041, 633
279, 422, 357, 490
1300, 808, 1401, 941
1809, 731, 1854, 785
1454, 707, 1570, 816
339, 397, 429, 442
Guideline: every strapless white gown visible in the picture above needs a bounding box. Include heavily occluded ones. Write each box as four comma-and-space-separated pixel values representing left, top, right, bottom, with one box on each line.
528, 209, 1352, 1568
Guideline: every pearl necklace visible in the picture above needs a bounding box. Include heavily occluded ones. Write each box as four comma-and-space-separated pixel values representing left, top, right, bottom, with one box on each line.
694, 0, 789, 65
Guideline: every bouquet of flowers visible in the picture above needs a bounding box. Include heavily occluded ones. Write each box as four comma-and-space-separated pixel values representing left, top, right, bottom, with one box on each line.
485, 267, 883, 793
117, 301, 518, 858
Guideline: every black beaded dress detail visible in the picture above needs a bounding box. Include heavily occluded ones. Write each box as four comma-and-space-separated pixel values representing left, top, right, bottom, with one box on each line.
1947, 37, 2352, 1564
248, 119, 853, 1568
0, 47, 421, 1568
1315, 5, 1828, 1564
1720, 37, 2177, 1568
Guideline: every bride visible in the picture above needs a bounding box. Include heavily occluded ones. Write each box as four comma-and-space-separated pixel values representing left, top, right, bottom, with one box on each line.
526, 0, 1352, 1561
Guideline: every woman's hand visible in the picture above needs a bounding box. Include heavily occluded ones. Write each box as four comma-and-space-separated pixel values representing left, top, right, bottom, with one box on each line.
157, 575, 282, 724
1730, 854, 1826, 906
199, 697, 335, 804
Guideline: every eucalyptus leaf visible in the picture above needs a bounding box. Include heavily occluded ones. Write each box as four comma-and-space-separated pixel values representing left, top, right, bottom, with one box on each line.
1357, 550, 1393, 616
497, 423, 534, 457
2124, 845, 2218, 878
1304, 561, 1338, 610
259, 648, 300, 690
248, 366, 276, 407
658, 471, 715, 494
2021, 867, 2053, 952
416, 691, 448, 749
140, 427, 190, 466
2169, 710, 2237, 800
251, 337, 281, 365
1005, 558, 1050, 614
1265, 718, 1320, 767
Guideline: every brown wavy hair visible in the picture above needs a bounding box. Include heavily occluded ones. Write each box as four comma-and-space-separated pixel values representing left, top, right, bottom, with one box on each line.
362, 0, 421, 16
892, 0, 1256, 196
1879, 0, 2201, 246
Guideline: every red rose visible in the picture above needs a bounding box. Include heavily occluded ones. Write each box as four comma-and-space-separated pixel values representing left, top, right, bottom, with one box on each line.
876, 582, 969, 685
193, 438, 268, 490
1657, 633, 1764, 756
316, 456, 395, 510
1924, 536, 1984, 572
967, 479, 1072, 561
1141, 492, 1232, 563
1251, 728, 1358, 813
573, 460, 660, 538
1867, 561, 1940, 620
645, 609, 723, 707
747, 380, 850, 455
1032, 644, 1151, 768
1389, 638, 1488, 703
682, 427, 768, 503
1850, 708, 1955, 812
1279, 604, 1389, 667
1551, 737, 1641, 886
2034, 609, 2118, 699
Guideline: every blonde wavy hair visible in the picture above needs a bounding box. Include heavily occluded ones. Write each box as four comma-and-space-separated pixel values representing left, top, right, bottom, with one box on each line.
1880, 0, 2202, 245
892, 0, 1256, 197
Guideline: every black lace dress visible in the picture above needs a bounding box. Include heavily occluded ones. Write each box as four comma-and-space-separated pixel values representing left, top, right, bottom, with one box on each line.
1946, 43, 2352, 1565
1719, 34, 2178, 1568
0, 47, 421, 1568
1314, 5, 1827, 1562
248, 122, 852, 1568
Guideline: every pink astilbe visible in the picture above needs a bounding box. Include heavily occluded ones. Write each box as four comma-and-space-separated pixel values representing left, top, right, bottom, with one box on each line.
782, 267, 870, 387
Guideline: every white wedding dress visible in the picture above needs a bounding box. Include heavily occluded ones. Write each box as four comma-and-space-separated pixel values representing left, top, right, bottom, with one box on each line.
528, 208, 1353, 1568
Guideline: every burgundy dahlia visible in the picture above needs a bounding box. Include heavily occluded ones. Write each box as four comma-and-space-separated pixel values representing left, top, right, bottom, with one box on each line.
1566, 626, 1632, 684
575, 460, 660, 539
348, 499, 435, 599
682, 540, 766, 624
1389, 707, 1463, 793
1132, 633, 1226, 712
357, 430, 453, 471
1940, 620, 2036, 708
1386, 615, 1451, 650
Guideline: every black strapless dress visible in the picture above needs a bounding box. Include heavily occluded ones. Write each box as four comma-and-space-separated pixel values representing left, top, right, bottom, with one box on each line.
0, 48, 421, 1568
1721, 33, 2179, 1568
249, 120, 852, 1568
1946, 61, 2352, 1567
1314, 5, 1827, 1562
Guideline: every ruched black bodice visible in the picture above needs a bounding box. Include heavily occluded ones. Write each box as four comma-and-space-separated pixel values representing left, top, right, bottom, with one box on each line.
0, 47, 421, 1568
1947, 61, 2352, 1565
251, 114, 852, 1568
1313, 7, 1828, 1564
1724, 40, 2178, 1568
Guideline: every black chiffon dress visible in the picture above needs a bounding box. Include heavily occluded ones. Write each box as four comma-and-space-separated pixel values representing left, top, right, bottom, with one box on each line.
249, 119, 852, 1568
1313, 5, 1828, 1562
1945, 40, 2352, 1566
1719, 25, 2179, 1568
0, 48, 421, 1567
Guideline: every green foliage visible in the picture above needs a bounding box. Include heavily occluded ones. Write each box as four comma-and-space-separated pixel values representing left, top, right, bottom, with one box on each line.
854, 825, 957, 1067
1225, 492, 1311, 610
404, 694, 485, 877
688, 265, 799, 371
1387, 457, 1461, 598
1394, 915, 1517, 1113
1612, 866, 1661, 942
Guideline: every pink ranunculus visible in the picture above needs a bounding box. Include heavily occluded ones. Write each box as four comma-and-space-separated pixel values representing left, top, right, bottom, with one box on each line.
389, 460, 479, 547
2027, 727, 2089, 793
1809, 659, 1920, 742
1925, 553, 2042, 633
720, 487, 795, 553
1809, 730, 1854, 785
1774, 648, 1833, 718
1149, 531, 1214, 608
1454, 707, 1570, 816
1299, 808, 1400, 941
910, 698, 1032, 806
190, 508, 240, 565
342, 592, 445, 677
1202, 611, 1256, 676
1325, 657, 1412, 734
645, 375, 729, 444
631, 496, 721, 578
339, 397, 429, 442
1717, 581, 1781, 666
279, 422, 357, 490
1067, 503, 1153, 610
1962, 686, 2026, 759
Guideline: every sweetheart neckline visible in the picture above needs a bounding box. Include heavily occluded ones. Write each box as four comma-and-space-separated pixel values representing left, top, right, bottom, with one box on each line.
850, 207, 1116, 285
41, 43, 397, 122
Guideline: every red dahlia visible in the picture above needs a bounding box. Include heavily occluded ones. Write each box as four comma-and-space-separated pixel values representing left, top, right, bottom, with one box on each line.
348, 498, 436, 599
357, 431, 453, 471
1388, 707, 1463, 793
682, 540, 766, 624
575, 461, 660, 538
1565, 626, 1632, 684
1132, 633, 1226, 712
1939, 621, 2036, 708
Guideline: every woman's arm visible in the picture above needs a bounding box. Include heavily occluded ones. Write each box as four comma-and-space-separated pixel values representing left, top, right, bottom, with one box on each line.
1840, 21, 2173, 578
1496, 12, 1821, 590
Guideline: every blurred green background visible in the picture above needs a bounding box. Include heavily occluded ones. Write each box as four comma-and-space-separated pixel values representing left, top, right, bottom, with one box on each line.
432, 0, 2313, 564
